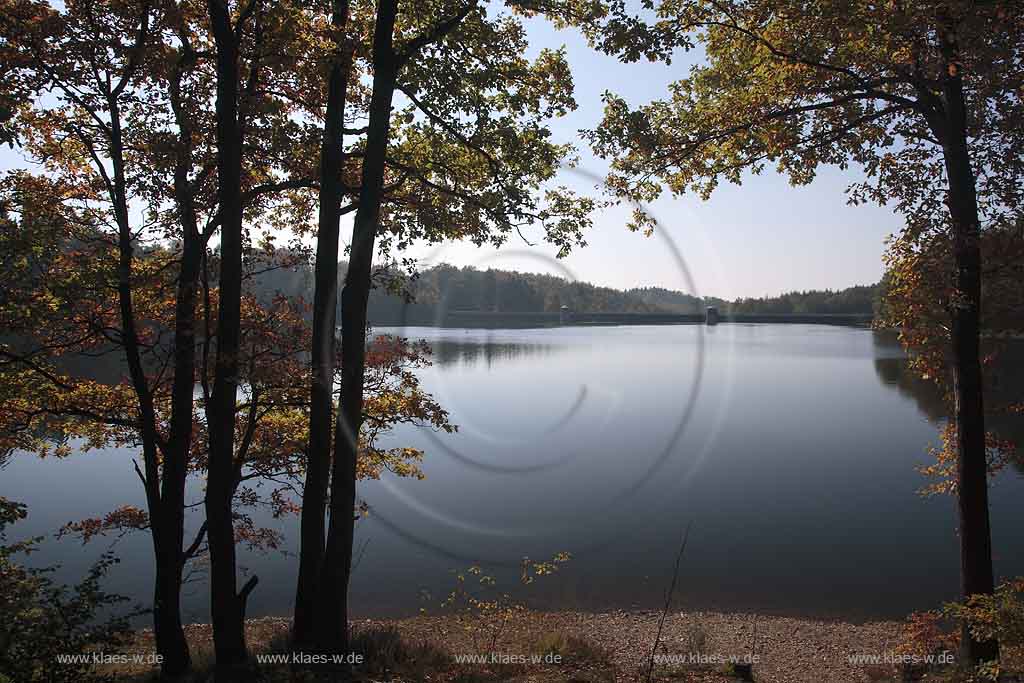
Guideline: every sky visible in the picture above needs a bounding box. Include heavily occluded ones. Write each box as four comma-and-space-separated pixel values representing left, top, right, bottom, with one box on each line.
395, 14, 905, 301
0, 7, 907, 302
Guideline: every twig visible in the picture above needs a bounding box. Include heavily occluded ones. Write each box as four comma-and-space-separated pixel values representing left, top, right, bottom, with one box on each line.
646, 521, 692, 683
183, 521, 208, 561
132, 459, 147, 488
351, 537, 371, 574
238, 574, 260, 615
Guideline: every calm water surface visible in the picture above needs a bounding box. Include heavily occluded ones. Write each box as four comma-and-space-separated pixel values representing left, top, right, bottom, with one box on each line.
3, 325, 1022, 623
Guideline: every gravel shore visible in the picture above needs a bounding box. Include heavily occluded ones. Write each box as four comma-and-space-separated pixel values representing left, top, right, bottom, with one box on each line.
124, 610, 914, 681
368, 609, 903, 682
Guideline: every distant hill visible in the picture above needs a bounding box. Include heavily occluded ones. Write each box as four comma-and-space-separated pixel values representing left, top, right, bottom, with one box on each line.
729, 284, 881, 316
399, 264, 663, 313
249, 258, 881, 320
625, 286, 730, 314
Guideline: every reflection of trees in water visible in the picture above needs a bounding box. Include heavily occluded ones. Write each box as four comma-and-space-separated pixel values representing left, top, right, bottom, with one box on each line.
0, 338, 128, 467
872, 331, 1024, 474
428, 340, 565, 369
0, 423, 72, 469
985, 339, 1024, 475
872, 361, 948, 425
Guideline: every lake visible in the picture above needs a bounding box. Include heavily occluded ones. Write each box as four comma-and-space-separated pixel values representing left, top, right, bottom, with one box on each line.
2, 324, 1022, 624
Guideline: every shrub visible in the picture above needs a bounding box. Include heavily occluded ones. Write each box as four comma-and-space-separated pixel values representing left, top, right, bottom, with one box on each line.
894, 610, 959, 660
434, 553, 572, 651
945, 578, 1024, 681
684, 623, 710, 657
945, 578, 1024, 649
0, 497, 135, 683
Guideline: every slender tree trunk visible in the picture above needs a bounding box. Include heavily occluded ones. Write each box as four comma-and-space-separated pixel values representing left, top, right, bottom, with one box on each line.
144, 41, 209, 677
152, 234, 203, 679
940, 26, 999, 666
205, 0, 255, 676
315, 0, 399, 656
149, 261, 198, 677
294, 0, 352, 650
106, 93, 194, 677
152, 549, 190, 677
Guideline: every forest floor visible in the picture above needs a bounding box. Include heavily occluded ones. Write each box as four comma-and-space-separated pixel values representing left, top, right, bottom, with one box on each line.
111, 609, 1021, 682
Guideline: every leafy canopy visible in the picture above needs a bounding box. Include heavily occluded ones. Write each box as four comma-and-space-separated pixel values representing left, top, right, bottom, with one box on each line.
585, 0, 1023, 235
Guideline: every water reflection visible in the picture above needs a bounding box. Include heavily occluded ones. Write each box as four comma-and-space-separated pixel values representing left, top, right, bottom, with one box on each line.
871, 331, 1024, 474
871, 332, 947, 422
428, 338, 567, 368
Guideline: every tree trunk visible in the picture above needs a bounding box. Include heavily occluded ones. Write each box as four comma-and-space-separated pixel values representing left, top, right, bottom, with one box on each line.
940, 26, 999, 666
315, 0, 399, 656
108, 92, 194, 677
205, 0, 252, 676
152, 545, 190, 677
149, 254, 201, 678
152, 233, 203, 678
138, 41, 211, 676
294, 0, 352, 650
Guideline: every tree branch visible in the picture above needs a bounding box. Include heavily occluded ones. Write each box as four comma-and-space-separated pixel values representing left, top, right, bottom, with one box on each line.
395, 1, 478, 69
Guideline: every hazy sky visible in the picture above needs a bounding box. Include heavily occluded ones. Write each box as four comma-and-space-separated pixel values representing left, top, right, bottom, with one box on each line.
1, 9, 905, 301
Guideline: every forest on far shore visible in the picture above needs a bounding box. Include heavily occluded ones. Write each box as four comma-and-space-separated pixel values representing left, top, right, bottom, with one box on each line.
253, 260, 883, 319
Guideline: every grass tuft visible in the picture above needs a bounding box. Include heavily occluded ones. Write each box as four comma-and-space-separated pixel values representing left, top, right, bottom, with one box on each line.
532, 630, 613, 665
350, 624, 451, 678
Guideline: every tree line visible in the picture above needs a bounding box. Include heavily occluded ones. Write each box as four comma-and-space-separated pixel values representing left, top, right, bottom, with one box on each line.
252, 260, 882, 317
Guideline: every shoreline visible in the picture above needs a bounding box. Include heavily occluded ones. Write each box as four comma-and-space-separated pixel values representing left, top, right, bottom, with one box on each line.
127, 608, 909, 682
